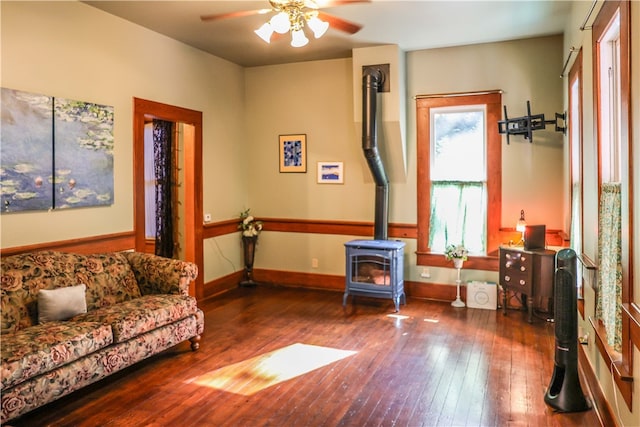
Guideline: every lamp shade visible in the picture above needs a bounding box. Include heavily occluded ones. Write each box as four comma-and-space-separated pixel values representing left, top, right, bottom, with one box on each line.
291, 29, 309, 47
254, 22, 274, 43
307, 15, 329, 38
270, 12, 291, 34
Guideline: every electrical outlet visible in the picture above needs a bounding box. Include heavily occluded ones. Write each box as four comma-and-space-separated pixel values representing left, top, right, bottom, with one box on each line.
311, 258, 319, 268
420, 267, 430, 278
204, 213, 212, 223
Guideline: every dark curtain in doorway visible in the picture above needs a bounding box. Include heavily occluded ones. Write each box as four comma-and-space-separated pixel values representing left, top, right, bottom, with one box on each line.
153, 119, 175, 258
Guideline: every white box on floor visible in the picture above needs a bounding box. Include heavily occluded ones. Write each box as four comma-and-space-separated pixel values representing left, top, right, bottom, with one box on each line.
467, 281, 497, 310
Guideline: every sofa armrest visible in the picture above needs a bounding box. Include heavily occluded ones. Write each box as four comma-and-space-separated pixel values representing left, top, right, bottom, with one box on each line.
123, 252, 198, 296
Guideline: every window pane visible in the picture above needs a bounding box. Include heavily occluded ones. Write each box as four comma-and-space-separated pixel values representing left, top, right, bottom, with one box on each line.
431, 108, 485, 181
598, 10, 621, 183
429, 181, 486, 254
569, 73, 583, 298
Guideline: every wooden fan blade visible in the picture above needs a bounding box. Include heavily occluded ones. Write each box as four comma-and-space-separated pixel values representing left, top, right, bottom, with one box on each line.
314, 0, 371, 7
200, 8, 271, 22
318, 11, 363, 34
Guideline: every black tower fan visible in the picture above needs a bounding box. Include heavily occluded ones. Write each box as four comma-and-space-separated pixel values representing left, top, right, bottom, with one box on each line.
544, 248, 590, 412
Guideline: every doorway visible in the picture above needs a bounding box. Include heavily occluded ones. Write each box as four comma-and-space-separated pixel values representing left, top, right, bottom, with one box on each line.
133, 98, 203, 299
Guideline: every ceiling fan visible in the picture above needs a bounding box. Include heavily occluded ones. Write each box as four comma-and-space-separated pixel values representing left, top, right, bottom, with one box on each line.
200, 0, 370, 47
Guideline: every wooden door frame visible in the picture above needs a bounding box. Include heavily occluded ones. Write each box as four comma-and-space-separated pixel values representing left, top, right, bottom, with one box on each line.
133, 98, 204, 300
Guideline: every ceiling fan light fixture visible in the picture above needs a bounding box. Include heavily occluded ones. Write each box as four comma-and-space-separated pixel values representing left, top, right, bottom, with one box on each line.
270, 11, 291, 34
254, 22, 274, 43
306, 15, 329, 38
202, 0, 365, 50
291, 28, 309, 47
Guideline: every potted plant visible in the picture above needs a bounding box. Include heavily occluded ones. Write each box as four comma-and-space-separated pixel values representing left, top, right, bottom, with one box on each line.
444, 244, 468, 269
238, 209, 263, 286
444, 244, 468, 307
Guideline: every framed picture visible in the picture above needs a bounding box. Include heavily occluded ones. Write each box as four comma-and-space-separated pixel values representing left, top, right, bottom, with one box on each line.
279, 134, 307, 173
0, 88, 114, 213
317, 161, 344, 184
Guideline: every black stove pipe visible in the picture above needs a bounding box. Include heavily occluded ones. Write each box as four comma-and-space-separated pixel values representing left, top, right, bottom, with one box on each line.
362, 67, 388, 241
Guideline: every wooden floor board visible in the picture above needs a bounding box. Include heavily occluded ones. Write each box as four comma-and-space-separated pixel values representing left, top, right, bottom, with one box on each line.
8, 285, 601, 427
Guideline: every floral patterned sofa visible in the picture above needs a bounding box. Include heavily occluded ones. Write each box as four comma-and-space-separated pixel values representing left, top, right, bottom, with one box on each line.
0, 250, 204, 423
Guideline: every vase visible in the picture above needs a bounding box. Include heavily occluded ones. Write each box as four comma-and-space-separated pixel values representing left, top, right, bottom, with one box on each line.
240, 235, 258, 287
451, 258, 466, 308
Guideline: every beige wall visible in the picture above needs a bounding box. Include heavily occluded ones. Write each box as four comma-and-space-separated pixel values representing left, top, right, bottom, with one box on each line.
244, 35, 565, 286
407, 35, 565, 230
0, 1, 247, 283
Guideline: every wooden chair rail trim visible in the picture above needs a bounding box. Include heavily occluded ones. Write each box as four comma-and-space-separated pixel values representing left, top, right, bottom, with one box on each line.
588, 316, 633, 410
0, 232, 135, 257
260, 218, 418, 239
579, 252, 598, 270
3, 218, 571, 266
498, 227, 569, 247
203, 219, 240, 238
623, 303, 640, 353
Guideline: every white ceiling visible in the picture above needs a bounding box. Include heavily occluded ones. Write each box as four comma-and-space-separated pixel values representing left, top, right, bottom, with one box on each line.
84, 0, 572, 67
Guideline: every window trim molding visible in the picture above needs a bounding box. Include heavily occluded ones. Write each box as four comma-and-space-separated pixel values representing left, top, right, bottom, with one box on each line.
416, 92, 502, 268
592, 0, 633, 409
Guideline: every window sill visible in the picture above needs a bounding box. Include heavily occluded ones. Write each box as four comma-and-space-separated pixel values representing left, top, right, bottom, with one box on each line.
588, 316, 633, 409
416, 251, 499, 271
624, 303, 640, 354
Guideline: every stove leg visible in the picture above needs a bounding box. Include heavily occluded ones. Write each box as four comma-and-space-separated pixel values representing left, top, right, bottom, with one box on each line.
343, 292, 349, 307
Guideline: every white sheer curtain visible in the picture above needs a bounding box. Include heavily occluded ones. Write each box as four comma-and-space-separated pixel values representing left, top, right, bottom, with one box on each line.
144, 123, 156, 239
428, 181, 486, 254
596, 182, 622, 352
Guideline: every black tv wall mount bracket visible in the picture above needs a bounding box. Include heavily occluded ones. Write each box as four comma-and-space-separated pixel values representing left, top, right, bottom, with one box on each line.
498, 100, 567, 144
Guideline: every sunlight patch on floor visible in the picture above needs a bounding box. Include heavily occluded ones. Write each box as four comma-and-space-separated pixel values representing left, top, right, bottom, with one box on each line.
424, 318, 439, 323
387, 314, 410, 320
187, 343, 357, 396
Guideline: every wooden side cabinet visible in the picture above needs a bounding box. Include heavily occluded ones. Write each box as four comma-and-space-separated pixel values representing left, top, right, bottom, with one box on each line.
498, 246, 556, 323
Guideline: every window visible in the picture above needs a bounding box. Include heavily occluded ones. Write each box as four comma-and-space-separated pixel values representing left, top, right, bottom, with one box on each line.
429, 106, 486, 254
416, 92, 501, 268
595, 0, 627, 352
568, 49, 584, 300
598, 9, 622, 184
595, 6, 623, 354
590, 0, 633, 408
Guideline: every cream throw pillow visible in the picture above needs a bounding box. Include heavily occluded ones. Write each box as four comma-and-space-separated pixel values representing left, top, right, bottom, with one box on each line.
38, 284, 87, 323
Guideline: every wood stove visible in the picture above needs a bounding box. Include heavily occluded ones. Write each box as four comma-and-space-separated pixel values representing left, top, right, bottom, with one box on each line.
343, 67, 406, 312
343, 239, 406, 312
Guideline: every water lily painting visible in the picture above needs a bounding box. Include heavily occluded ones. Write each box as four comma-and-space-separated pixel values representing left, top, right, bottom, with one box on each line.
0, 88, 114, 213
53, 97, 114, 209
1, 88, 54, 212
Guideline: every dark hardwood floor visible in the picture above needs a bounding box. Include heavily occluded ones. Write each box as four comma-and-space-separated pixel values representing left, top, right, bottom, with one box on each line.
10, 285, 602, 426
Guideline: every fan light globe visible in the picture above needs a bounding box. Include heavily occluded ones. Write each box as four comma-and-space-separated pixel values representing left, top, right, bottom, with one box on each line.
291, 29, 309, 47
307, 15, 329, 38
270, 11, 291, 34
254, 22, 274, 43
